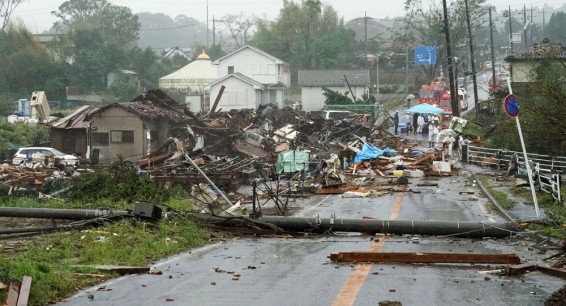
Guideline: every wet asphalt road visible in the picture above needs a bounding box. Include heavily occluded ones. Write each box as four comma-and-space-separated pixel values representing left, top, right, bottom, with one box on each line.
59, 167, 562, 306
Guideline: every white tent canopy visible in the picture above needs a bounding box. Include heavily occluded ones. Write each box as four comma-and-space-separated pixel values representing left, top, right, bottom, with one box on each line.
159, 51, 218, 93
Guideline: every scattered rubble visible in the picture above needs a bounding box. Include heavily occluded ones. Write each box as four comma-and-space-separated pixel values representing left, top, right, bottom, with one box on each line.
132, 106, 462, 204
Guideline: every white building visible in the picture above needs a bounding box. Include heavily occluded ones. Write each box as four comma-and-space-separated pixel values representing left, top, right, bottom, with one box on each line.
207, 45, 290, 111
159, 51, 218, 93
298, 69, 370, 112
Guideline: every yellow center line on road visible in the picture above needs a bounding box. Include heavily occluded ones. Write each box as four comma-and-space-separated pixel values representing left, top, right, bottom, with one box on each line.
331, 190, 405, 306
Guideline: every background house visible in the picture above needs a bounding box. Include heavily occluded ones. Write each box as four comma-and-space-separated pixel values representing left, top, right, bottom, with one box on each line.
505, 39, 566, 92
298, 69, 370, 112
208, 45, 290, 111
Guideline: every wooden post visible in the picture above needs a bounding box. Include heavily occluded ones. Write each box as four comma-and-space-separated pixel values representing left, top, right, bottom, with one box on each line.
210, 85, 226, 114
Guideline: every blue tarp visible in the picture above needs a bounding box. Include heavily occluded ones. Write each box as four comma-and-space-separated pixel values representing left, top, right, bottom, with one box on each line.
354, 144, 397, 163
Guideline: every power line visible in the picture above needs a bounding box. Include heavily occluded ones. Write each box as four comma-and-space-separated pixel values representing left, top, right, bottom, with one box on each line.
140, 21, 205, 31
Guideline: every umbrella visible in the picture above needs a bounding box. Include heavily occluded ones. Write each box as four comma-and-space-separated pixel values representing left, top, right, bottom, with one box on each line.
405, 103, 445, 115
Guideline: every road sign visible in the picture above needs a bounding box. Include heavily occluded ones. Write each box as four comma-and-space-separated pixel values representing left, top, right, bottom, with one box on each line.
504, 94, 519, 117
415, 46, 436, 65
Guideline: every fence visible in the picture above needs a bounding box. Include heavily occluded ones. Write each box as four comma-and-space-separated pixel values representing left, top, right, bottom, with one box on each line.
462, 143, 566, 204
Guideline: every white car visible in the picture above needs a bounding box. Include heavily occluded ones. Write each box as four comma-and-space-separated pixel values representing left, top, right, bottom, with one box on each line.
12, 147, 79, 167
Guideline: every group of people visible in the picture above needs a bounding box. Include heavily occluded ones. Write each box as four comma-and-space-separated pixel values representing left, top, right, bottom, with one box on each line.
391, 109, 459, 160
392, 110, 443, 147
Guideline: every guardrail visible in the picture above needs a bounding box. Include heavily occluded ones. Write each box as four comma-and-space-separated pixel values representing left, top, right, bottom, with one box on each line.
462, 143, 565, 204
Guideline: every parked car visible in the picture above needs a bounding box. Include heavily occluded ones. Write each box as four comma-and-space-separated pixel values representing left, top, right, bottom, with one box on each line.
12, 147, 79, 167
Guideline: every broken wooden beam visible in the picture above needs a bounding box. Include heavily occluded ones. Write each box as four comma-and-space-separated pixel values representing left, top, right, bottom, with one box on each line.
16, 276, 32, 306
329, 252, 521, 264
505, 262, 566, 279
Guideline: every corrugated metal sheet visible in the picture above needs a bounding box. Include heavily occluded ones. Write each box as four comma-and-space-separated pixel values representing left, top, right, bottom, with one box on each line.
51, 105, 99, 129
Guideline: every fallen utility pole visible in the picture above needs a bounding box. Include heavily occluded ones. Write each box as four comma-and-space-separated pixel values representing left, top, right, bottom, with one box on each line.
191, 214, 518, 238
329, 252, 521, 265
0, 207, 130, 220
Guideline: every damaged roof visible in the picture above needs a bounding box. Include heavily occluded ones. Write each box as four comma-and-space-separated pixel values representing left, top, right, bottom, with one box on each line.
50, 105, 99, 129
298, 69, 370, 87
505, 39, 566, 62
89, 100, 189, 124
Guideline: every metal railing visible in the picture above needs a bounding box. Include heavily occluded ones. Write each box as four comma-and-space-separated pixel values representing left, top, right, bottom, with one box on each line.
462, 143, 565, 204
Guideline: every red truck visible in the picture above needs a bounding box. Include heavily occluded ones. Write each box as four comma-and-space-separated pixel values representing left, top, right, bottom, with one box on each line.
418, 78, 449, 105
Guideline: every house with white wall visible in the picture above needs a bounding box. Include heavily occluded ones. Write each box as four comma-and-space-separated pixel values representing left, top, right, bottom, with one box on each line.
207, 45, 290, 111
298, 69, 370, 112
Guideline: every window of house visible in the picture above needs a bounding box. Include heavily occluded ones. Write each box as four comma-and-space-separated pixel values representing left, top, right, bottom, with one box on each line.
278, 64, 281, 76
110, 130, 134, 143
228, 66, 234, 74
91, 132, 109, 146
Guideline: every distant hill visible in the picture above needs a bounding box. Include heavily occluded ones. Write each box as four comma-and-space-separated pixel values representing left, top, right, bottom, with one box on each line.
137, 12, 211, 52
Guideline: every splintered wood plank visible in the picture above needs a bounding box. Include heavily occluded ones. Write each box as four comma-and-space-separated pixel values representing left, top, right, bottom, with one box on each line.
410, 153, 434, 165
5, 282, 20, 306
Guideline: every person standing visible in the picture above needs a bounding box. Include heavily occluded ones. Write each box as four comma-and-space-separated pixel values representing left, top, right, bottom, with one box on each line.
429, 122, 439, 147
417, 113, 425, 133
393, 110, 399, 135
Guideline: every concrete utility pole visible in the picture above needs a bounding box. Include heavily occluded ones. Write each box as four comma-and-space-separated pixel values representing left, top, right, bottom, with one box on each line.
509, 6, 514, 55
442, 0, 459, 116
206, 1, 209, 46
364, 11, 368, 69
464, 0, 479, 112
523, 4, 527, 49
489, 6, 497, 111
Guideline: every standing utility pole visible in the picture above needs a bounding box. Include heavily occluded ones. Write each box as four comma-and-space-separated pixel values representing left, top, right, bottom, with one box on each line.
464, 0, 479, 113
206, 1, 209, 46
509, 6, 514, 55
212, 15, 216, 45
364, 12, 368, 69
442, 0, 459, 116
523, 4, 527, 49
489, 6, 497, 112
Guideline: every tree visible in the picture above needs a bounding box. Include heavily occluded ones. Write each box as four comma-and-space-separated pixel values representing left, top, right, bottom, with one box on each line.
0, 23, 67, 98
51, 0, 140, 92
399, 0, 488, 81
545, 12, 566, 45
0, 0, 24, 32
219, 13, 254, 49
250, 0, 345, 79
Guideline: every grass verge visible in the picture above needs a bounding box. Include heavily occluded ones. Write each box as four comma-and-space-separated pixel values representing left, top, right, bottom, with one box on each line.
0, 198, 214, 306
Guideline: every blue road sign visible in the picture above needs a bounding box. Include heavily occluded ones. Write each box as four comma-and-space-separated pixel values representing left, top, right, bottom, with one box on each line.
415, 46, 436, 65
504, 94, 519, 117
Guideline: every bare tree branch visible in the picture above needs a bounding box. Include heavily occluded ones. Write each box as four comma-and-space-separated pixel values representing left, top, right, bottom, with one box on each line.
1, 0, 25, 32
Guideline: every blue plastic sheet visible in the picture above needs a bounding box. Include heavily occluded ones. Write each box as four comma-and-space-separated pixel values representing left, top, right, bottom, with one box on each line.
354, 144, 397, 163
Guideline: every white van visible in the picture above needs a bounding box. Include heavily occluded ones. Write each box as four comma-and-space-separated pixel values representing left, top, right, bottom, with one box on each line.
320, 110, 353, 120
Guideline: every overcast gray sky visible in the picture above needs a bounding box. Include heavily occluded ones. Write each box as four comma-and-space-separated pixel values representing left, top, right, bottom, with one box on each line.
12, 0, 565, 34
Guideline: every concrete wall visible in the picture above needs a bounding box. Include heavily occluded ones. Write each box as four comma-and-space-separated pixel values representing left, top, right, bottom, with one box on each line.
511, 62, 535, 83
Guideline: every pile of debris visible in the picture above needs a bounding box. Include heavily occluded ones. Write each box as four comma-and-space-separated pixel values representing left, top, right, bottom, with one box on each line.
135, 106, 460, 195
